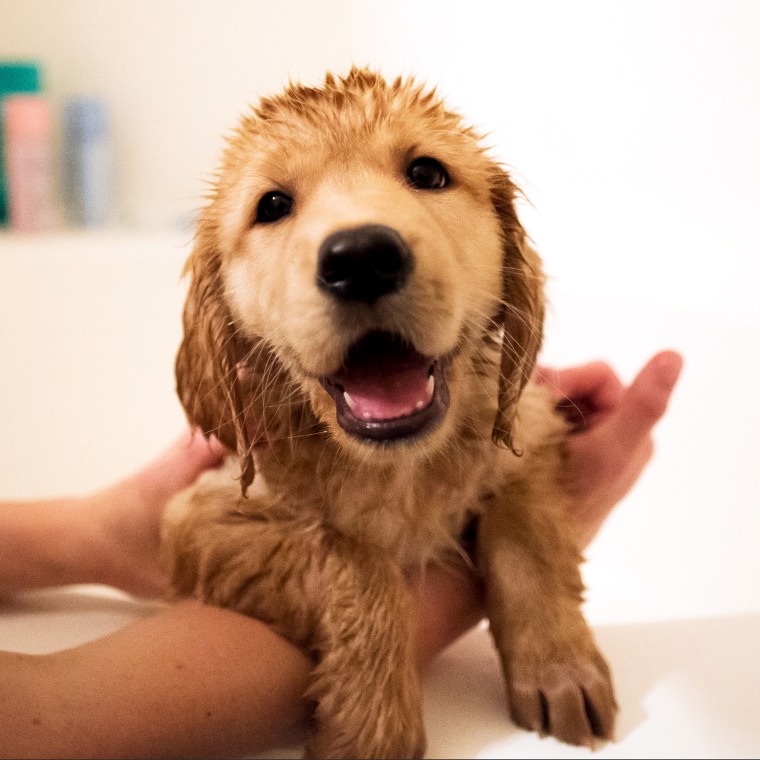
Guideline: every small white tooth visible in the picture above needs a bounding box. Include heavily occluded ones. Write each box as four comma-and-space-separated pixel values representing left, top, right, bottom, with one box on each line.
343, 391, 356, 412
415, 400, 425, 410
426, 373, 435, 400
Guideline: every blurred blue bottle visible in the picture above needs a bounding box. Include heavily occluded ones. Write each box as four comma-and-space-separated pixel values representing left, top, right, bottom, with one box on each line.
62, 97, 116, 227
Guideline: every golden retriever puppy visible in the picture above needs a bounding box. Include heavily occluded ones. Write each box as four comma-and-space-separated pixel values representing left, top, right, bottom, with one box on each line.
161, 67, 617, 758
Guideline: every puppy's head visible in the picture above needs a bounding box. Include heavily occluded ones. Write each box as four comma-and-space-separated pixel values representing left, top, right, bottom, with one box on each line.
177, 68, 544, 490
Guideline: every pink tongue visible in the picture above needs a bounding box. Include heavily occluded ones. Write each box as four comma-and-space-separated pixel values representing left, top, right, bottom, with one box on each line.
339, 362, 431, 421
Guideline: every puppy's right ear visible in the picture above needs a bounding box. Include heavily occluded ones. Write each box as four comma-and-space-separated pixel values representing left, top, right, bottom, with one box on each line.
489, 166, 546, 453
175, 216, 255, 493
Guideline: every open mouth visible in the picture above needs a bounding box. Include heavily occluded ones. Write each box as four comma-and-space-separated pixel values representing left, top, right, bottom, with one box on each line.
319, 331, 450, 442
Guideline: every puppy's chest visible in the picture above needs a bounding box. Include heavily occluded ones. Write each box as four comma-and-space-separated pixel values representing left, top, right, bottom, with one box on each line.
258, 442, 497, 567
328, 462, 491, 567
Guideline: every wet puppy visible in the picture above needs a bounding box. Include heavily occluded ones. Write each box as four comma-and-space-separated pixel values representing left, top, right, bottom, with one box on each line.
162, 68, 617, 758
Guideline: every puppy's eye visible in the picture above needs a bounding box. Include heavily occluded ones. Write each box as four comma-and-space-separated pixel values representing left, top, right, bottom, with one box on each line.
255, 191, 293, 223
406, 157, 449, 190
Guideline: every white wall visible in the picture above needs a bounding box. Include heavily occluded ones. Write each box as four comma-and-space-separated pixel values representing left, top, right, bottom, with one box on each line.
0, 0, 361, 228
355, 1, 760, 321
2, 0, 759, 318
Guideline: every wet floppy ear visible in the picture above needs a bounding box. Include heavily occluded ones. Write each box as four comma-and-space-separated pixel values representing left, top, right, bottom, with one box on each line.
175, 216, 255, 493
489, 166, 546, 451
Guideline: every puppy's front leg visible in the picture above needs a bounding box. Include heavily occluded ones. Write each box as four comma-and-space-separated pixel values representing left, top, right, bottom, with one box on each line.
302, 536, 425, 760
477, 481, 617, 748
162, 471, 425, 759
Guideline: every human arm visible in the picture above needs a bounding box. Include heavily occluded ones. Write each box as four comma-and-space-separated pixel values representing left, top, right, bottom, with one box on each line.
0, 430, 225, 598
0, 566, 481, 760
0, 601, 309, 759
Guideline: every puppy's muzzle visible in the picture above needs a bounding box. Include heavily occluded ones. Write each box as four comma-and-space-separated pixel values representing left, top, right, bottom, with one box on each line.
317, 224, 414, 304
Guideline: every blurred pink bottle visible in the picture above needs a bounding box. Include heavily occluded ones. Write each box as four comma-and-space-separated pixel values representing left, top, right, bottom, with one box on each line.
2, 95, 57, 232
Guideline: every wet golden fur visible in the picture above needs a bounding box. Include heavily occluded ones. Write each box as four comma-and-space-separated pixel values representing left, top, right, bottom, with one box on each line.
161, 68, 617, 758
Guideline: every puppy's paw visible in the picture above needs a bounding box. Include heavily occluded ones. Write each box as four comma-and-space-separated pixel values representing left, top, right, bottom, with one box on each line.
305, 684, 426, 759
502, 641, 617, 748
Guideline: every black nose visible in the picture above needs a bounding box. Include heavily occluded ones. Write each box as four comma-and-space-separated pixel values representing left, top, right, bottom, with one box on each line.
317, 224, 413, 304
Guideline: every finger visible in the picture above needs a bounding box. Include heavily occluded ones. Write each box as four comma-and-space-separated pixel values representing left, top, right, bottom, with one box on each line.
140, 430, 227, 500
600, 350, 683, 450
535, 362, 626, 431
535, 361, 625, 412
188, 429, 228, 463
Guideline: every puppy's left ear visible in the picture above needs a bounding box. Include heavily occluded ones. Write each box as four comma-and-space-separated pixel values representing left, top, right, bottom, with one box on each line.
489, 166, 546, 451
175, 214, 255, 494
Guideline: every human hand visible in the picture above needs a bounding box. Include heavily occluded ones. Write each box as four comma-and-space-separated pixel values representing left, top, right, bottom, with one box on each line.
84, 430, 227, 596
0, 431, 227, 598
535, 349, 684, 546
410, 350, 683, 660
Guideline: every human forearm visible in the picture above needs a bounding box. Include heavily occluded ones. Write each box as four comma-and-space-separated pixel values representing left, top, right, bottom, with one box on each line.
0, 600, 310, 759
0, 563, 482, 759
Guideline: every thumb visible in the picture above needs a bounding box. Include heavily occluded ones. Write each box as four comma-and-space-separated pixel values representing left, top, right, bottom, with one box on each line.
602, 350, 683, 450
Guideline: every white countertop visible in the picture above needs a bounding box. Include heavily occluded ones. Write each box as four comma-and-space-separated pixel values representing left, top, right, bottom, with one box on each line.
1, 231, 759, 758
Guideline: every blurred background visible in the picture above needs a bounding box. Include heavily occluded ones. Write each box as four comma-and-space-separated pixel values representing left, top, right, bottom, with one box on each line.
2, 0, 759, 314
1, 3, 759, 756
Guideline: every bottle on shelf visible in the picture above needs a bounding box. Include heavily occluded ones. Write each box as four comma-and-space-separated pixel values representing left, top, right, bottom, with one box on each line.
62, 96, 116, 228
0, 61, 42, 226
2, 94, 57, 233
